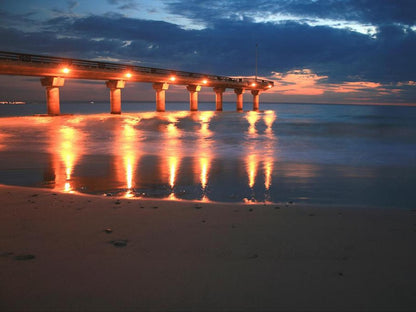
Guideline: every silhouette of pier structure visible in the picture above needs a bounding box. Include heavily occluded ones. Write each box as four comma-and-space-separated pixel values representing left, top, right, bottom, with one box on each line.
0, 51, 273, 115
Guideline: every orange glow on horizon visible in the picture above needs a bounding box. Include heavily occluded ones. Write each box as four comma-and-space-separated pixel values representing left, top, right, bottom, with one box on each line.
269, 68, 388, 98
329, 81, 381, 93
270, 69, 327, 95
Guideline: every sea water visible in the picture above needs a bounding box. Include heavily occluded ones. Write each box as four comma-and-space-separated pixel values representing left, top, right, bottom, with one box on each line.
0, 101, 415, 208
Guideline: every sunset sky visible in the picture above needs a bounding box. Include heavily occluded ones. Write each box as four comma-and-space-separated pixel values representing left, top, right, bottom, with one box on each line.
0, 0, 415, 105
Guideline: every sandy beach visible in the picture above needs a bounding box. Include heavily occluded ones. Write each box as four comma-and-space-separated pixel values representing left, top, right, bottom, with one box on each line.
1, 184, 415, 311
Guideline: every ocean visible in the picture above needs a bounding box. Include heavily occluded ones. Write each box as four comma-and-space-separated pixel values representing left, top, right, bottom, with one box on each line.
0, 101, 415, 208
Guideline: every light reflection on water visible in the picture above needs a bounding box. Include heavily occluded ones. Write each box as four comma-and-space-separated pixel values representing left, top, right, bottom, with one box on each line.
0, 105, 415, 208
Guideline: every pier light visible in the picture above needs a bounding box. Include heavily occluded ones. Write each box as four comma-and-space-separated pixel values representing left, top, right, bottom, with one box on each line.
267, 84, 272, 89
202, 79, 208, 85
169, 76, 176, 82
62, 67, 70, 74
125, 72, 132, 78
251, 82, 257, 87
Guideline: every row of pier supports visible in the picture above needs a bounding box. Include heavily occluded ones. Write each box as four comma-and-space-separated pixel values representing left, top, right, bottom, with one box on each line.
41, 77, 262, 115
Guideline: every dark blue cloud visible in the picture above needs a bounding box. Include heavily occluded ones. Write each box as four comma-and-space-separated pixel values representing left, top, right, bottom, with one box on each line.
167, 0, 416, 27
0, 3, 415, 87
106, 0, 140, 11
0, 9, 37, 30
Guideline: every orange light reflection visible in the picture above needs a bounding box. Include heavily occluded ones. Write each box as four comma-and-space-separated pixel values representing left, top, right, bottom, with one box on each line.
263, 110, 276, 134
245, 110, 277, 202
247, 154, 258, 189
195, 112, 214, 201
60, 127, 76, 192
244, 111, 261, 201
246, 111, 260, 136
200, 157, 209, 189
168, 156, 178, 188
263, 111, 276, 199
113, 118, 141, 198
161, 113, 188, 199
264, 156, 273, 190
52, 123, 84, 193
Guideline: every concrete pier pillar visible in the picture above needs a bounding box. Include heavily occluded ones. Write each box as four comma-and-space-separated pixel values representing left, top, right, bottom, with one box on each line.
40, 77, 65, 115
213, 87, 226, 111
106, 80, 125, 114
234, 88, 244, 111
187, 85, 201, 111
152, 83, 169, 112
251, 90, 260, 111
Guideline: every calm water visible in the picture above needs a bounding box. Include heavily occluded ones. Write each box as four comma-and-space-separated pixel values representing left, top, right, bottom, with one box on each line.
0, 101, 415, 207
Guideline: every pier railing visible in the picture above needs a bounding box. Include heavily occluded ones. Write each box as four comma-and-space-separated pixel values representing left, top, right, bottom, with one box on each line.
0, 51, 273, 89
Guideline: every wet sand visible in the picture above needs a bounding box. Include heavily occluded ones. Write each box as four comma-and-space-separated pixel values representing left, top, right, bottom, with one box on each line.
1, 184, 416, 311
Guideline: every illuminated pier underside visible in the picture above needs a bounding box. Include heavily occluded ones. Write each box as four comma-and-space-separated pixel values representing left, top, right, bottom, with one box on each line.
0, 51, 274, 115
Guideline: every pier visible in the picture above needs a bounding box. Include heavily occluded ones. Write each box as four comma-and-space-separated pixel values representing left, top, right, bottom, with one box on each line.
0, 51, 274, 115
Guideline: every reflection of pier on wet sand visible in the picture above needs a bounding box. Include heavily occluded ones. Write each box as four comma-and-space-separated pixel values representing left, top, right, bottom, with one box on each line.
32, 111, 279, 202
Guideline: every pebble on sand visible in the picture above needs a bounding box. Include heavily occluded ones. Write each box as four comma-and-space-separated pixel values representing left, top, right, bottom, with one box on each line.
14, 254, 36, 261
111, 240, 128, 247
246, 253, 259, 259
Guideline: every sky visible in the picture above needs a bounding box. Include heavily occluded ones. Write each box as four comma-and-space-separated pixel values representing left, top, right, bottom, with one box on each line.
0, 0, 415, 105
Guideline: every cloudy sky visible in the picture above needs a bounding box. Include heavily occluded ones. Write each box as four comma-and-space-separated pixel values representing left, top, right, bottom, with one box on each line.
0, 0, 415, 105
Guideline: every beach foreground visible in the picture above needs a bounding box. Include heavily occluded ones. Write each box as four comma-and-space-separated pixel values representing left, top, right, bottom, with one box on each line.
1, 185, 415, 311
